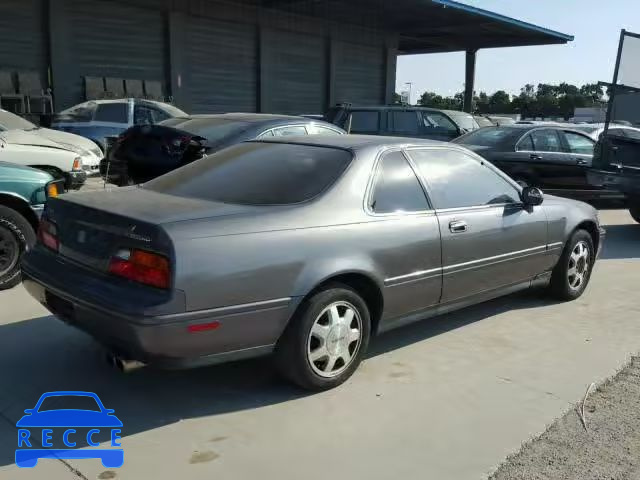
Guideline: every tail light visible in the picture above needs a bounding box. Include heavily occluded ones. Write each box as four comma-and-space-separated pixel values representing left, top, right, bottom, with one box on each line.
38, 219, 59, 252
108, 249, 171, 289
72, 157, 83, 171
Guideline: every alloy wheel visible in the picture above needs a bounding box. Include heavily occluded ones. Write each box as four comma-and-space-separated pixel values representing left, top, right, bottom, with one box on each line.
567, 240, 590, 290
0, 226, 19, 277
307, 301, 363, 378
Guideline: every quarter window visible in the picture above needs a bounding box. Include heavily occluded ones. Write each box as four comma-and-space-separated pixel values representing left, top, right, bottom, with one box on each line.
516, 134, 534, 151
370, 151, 429, 214
273, 125, 308, 136
564, 131, 594, 155
348, 111, 379, 134
421, 112, 458, 133
408, 148, 519, 210
530, 129, 561, 152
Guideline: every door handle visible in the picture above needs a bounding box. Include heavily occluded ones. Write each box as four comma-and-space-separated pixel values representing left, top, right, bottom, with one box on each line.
576, 158, 588, 165
449, 220, 468, 233
530, 154, 543, 161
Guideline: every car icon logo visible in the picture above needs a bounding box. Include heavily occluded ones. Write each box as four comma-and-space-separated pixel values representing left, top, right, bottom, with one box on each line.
15, 391, 123, 468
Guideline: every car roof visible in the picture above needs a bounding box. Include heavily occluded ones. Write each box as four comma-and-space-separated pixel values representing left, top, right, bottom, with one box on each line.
252, 134, 448, 150
333, 105, 446, 113
189, 113, 309, 122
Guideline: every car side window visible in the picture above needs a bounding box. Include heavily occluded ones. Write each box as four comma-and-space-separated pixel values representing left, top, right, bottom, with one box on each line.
94, 103, 128, 123
257, 130, 275, 139
389, 111, 420, 135
273, 125, 308, 137
530, 129, 562, 152
133, 105, 154, 125
348, 111, 379, 134
151, 108, 171, 123
408, 148, 519, 210
563, 131, 595, 155
308, 125, 343, 136
370, 151, 430, 214
516, 134, 534, 151
421, 112, 458, 133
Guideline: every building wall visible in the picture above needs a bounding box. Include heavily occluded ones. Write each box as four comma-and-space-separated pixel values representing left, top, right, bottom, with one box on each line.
3, 0, 398, 114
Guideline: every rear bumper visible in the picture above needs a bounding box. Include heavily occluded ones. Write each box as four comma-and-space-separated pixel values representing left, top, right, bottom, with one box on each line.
21, 253, 293, 368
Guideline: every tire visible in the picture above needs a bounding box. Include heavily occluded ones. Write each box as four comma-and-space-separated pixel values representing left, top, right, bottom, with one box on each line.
548, 229, 595, 301
0, 205, 36, 290
275, 283, 371, 391
629, 205, 640, 224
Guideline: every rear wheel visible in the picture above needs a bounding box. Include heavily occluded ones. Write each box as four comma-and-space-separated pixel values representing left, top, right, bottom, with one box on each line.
275, 284, 371, 390
0, 206, 36, 290
548, 229, 594, 301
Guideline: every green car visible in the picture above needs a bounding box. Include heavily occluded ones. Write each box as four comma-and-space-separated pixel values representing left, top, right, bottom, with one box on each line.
0, 161, 63, 289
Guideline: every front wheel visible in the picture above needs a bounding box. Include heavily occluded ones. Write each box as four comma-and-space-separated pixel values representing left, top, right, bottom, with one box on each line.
275, 284, 371, 390
548, 229, 595, 301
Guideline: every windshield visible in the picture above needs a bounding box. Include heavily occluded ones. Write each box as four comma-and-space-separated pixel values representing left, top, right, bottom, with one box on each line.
37, 395, 101, 412
572, 125, 599, 134
453, 127, 517, 146
448, 112, 479, 131
158, 118, 249, 142
56, 102, 98, 122
145, 142, 352, 205
0, 110, 36, 131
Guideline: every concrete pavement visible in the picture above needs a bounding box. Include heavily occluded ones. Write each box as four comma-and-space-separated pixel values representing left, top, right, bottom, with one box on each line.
0, 209, 638, 480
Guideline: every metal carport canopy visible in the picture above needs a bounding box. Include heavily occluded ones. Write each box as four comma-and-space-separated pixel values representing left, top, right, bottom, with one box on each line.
395, 0, 574, 54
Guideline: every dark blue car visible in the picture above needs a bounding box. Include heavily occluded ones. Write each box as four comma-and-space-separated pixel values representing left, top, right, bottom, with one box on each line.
16, 391, 123, 468
51, 98, 187, 152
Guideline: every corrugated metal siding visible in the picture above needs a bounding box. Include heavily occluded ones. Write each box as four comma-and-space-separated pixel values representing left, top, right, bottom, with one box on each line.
334, 41, 385, 105
187, 16, 257, 113
0, 0, 46, 78
262, 29, 325, 115
68, 0, 165, 93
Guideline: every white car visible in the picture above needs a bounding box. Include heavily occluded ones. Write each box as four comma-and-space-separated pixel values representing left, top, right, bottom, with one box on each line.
0, 130, 87, 190
572, 123, 640, 141
0, 109, 102, 176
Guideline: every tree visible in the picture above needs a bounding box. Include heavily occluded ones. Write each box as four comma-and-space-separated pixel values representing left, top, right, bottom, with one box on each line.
488, 90, 511, 113
392, 92, 403, 104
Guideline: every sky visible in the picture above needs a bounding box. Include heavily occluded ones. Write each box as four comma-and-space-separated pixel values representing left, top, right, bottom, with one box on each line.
396, 0, 640, 103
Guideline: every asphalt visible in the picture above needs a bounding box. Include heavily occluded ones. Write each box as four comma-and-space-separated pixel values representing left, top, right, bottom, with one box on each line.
0, 208, 638, 480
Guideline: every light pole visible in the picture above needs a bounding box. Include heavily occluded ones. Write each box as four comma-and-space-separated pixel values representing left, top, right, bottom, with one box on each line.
404, 82, 413, 105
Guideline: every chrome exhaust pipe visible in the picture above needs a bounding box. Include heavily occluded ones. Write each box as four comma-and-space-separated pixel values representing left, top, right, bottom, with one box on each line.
106, 353, 146, 373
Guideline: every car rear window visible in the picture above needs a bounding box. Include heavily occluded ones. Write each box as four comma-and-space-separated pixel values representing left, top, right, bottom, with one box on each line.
158, 118, 250, 143
454, 127, 516, 146
447, 112, 479, 131
38, 395, 101, 412
145, 142, 352, 205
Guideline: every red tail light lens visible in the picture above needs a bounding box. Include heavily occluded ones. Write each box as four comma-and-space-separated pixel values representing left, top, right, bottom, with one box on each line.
37, 219, 59, 252
108, 248, 171, 289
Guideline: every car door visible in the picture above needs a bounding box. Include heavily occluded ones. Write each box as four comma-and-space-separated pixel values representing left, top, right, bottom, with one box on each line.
406, 146, 553, 304
525, 128, 578, 191
419, 111, 461, 141
559, 130, 596, 189
366, 150, 442, 322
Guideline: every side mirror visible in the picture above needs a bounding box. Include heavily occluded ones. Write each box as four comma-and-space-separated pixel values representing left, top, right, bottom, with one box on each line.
521, 186, 544, 206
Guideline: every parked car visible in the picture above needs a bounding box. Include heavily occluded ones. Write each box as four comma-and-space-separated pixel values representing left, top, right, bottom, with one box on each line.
488, 116, 516, 126
452, 125, 621, 200
23, 135, 603, 390
51, 98, 187, 152
572, 123, 640, 141
0, 162, 63, 289
588, 130, 640, 223
0, 109, 102, 175
324, 105, 478, 140
0, 130, 86, 190
100, 113, 345, 185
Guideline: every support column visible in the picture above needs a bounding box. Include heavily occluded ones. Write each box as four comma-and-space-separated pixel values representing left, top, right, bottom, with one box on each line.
48, 0, 77, 110
463, 49, 477, 113
168, 11, 190, 112
384, 37, 399, 105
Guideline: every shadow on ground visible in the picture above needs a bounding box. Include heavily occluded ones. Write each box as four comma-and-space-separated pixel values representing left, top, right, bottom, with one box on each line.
599, 224, 640, 259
